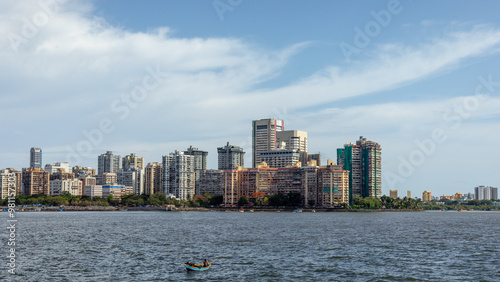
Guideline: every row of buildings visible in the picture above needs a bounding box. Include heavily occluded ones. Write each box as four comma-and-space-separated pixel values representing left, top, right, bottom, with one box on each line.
1, 119, 383, 205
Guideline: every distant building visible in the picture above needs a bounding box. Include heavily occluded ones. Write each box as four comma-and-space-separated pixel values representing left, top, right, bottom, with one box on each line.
97, 151, 121, 174
0, 168, 22, 199
96, 172, 117, 185
184, 146, 208, 171
44, 162, 71, 174
337, 136, 381, 203
30, 147, 42, 168
307, 153, 321, 167
259, 150, 300, 168
22, 167, 50, 196
102, 184, 131, 200
222, 162, 349, 207
422, 191, 432, 202
276, 130, 308, 165
452, 193, 463, 200
407, 190, 411, 199
49, 169, 75, 181
117, 167, 144, 195
162, 150, 195, 200
475, 186, 498, 200
122, 153, 145, 170
78, 176, 96, 197
72, 166, 96, 177
196, 170, 224, 196
83, 185, 103, 198
252, 118, 284, 167
144, 162, 162, 195
389, 190, 398, 199
217, 142, 245, 170
49, 179, 82, 196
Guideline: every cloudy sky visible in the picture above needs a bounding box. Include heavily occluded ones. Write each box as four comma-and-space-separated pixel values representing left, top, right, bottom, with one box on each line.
1, 0, 500, 197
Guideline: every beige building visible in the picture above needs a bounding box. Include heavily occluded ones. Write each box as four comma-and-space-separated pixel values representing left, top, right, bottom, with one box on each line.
49, 179, 82, 196
259, 150, 300, 168
422, 191, 432, 202
252, 118, 284, 167
1, 168, 22, 199
96, 172, 117, 185
72, 166, 96, 177
389, 190, 398, 199
122, 153, 145, 170
144, 162, 162, 195
22, 167, 50, 195
276, 130, 308, 165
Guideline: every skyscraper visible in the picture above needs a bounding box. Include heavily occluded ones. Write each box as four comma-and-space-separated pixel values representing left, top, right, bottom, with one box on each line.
252, 118, 284, 167
162, 150, 195, 200
97, 151, 121, 174
217, 142, 245, 170
144, 162, 162, 195
30, 147, 42, 168
184, 146, 208, 171
122, 153, 145, 170
276, 130, 308, 165
337, 136, 381, 204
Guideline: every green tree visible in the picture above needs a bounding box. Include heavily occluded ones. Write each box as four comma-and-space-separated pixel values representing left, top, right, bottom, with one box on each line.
238, 196, 249, 207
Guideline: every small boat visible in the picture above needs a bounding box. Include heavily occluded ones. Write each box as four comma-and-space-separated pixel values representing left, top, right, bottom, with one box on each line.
185, 262, 212, 271
294, 209, 302, 213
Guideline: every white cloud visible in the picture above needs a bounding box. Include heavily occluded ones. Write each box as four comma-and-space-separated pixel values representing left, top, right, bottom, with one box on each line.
1, 2, 500, 197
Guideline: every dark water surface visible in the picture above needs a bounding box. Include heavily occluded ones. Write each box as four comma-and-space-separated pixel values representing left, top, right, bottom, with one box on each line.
1, 211, 499, 281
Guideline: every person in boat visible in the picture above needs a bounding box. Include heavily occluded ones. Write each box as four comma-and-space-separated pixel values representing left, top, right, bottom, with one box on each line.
203, 259, 208, 267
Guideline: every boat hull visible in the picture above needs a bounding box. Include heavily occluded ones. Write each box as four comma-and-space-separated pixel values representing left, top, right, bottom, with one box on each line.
185, 263, 211, 271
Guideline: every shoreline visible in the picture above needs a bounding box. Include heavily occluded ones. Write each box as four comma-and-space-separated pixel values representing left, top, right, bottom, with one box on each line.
0, 206, 428, 212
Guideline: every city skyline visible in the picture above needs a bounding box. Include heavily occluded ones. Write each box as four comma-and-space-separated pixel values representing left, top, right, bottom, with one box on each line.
2, 1, 500, 198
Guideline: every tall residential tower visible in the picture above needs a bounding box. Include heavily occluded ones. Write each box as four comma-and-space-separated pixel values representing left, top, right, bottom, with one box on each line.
337, 136, 381, 204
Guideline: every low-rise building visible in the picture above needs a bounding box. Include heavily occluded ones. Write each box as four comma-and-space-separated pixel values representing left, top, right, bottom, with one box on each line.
83, 185, 103, 198
49, 179, 83, 196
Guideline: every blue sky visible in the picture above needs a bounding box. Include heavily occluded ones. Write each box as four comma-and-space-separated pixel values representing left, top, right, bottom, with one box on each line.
1, 0, 500, 198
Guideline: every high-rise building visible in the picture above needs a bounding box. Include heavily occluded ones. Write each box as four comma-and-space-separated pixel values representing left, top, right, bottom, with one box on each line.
144, 162, 162, 195
22, 167, 50, 196
162, 151, 195, 200
122, 153, 145, 170
217, 142, 245, 170
1, 168, 22, 199
44, 162, 71, 174
389, 190, 398, 199
97, 151, 121, 174
337, 136, 381, 204
184, 146, 208, 171
117, 167, 144, 195
422, 191, 432, 202
252, 118, 284, 167
30, 147, 42, 168
407, 190, 411, 199
475, 186, 498, 200
276, 130, 308, 165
